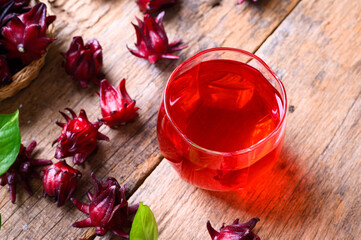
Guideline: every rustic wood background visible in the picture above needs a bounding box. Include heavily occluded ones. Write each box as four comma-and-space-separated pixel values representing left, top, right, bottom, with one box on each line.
0, 0, 360, 239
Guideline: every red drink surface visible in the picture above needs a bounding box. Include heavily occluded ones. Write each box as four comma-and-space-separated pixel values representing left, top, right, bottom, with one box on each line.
157, 59, 285, 190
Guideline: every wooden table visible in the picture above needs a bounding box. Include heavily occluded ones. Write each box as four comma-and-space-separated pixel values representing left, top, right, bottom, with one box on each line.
1, 0, 360, 239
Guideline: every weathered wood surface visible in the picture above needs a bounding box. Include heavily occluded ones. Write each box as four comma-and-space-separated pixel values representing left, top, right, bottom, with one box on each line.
128, 0, 361, 240
0, 0, 305, 239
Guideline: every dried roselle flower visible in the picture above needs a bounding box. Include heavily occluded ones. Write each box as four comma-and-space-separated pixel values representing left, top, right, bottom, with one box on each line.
18, 2, 55, 34
207, 218, 261, 240
71, 173, 139, 237
0, 0, 31, 27
54, 108, 109, 165
136, 0, 178, 13
0, 141, 52, 203
99, 79, 139, 128
0, 3, 55, 65
62, 36, 104, 88
128, 11, 187, 63
0, 55, 12, 86
42, 160, 81, 207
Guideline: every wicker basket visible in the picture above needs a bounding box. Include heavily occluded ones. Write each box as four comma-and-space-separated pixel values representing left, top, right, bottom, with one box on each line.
0, 0, 55, 102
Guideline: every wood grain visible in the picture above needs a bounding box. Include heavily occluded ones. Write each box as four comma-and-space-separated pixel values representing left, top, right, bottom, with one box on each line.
0, 0, 302, 239
128, 0, 361, 239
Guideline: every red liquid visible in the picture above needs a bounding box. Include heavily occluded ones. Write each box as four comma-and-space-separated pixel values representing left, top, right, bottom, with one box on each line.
157, 59, 285, 190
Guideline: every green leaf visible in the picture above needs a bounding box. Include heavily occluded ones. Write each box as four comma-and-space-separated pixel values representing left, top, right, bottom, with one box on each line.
0, 110, 21, 176
130, 202, 159, 240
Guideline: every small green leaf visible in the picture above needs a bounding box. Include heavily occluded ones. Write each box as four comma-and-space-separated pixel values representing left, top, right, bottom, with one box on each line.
0, 110, 21, 176
130, 202, 159, 240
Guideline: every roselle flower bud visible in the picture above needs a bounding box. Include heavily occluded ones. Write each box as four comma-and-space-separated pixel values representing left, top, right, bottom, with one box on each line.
54, 108, 109, 165
42, 160, 81, 207
71, 173, 139, 237
136, 0, 178, 13
0, 3, 56, 65
0, 55, 12, 86
62, 36, 104, 88
128, 11, 187, 63
99, 79, 139, 128
207, 218, 261, 240
0, 141, 52, 203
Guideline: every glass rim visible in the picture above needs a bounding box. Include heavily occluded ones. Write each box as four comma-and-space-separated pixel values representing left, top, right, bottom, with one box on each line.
163, 47, 288, 155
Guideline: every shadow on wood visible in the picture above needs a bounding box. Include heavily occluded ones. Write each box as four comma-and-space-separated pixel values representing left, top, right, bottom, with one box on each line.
201, 146, 322, 225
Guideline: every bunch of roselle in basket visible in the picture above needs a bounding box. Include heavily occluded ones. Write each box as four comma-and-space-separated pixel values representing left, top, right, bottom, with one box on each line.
0, 1, 55, 86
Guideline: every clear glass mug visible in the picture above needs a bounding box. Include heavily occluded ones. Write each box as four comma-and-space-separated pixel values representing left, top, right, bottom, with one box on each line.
157, 48, 287, 191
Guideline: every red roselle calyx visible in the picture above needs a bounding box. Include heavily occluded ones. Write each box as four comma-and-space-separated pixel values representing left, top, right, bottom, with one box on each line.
207, 218, 261, 240
54, 108, 109, 165
72, 173, 139, 237
99, 79, 139, 128
42, 160, 81, 207
0, 141, 52, 203
0, 3, 56, 65
128, 11, 187, 63
136, 0, 178, 13
62, 36, 104, 88
0, 55, 11, 86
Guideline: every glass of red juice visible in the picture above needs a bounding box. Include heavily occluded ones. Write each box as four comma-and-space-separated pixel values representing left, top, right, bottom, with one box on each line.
157, 48, 287, 191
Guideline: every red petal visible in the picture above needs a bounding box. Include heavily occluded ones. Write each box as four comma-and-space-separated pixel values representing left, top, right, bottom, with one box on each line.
26, 141, 37, 153
72, 218, 93, 228
89, 186, 116, 226
72, 198, 90, 214
100, 79, 121, 115
161, 53, 179, 60
97, 132, 110, 141
207, 221, 219, 239
117, 79, 133, 104
60, 111, 71, 122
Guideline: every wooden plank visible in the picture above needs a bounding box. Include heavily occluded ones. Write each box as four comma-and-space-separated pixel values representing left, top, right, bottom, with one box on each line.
128, 0, 361, 239
0, 0, 302, 239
